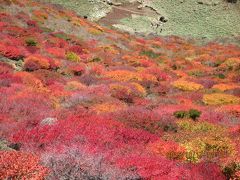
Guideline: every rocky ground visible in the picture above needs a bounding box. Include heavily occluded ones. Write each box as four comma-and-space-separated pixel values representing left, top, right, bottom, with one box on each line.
42, 0, 240, 40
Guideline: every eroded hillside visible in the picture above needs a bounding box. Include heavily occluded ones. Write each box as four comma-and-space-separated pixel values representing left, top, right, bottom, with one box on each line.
42, 0, 240, 39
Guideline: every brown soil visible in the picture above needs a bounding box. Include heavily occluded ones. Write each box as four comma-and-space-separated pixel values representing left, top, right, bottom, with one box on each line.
98, 2, 159, 26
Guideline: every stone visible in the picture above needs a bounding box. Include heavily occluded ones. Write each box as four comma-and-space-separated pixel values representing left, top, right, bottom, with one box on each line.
40, 117, 58, 126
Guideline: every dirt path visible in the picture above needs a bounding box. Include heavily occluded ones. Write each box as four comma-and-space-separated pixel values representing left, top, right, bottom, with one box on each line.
98, 2, 159, 27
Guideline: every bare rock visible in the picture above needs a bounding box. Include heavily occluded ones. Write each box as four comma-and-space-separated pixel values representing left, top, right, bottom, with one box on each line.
41, 117, 58, 126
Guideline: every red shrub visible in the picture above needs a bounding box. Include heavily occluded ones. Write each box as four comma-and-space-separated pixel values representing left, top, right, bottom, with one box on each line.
0, 43, 23, 60
89, 64, 104, 76
144, 67, 169, 81
0, 22, 7, 31
150, 83, 170, 95
115, 155, 190, 179
200, 110, 230, 125
69, 64, 86, 76
2, 35, 24, 46
27, 20, 37, 27
48, 58, 61, 70
11, 115, 158, 152
68, 45, 83, 55
32, 69, 64, 86
4, 26, 26, 37
0, 88, 54, 129
0, 113, 18, 138
0, 151, 48, 180
0, 74, 21, 87
195, 78, 216, 88
42, 147, 139, 179
0, 62, 13, 74
79, 74, 99, 85
25, 46, 39, 54
115, 155, 225, 179
46, 47, 65, 58
188, 163, 225, 180
111, 107, 164, 134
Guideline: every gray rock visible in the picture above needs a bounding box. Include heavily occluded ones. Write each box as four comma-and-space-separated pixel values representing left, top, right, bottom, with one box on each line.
41, 117, 58, 126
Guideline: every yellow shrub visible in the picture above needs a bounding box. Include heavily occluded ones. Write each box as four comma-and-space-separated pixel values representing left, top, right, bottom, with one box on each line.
183, 136, 235, 163
184, 138, 206, 163
172, 80, 203, 91
203, 137, 235, 158
100, 45, 119, 55
177, 119, 221, 133
221, 58, 240, 71
66, 52, 80, 62
88, 27, 103, 35
170, 120, 236, 163
203, 93, 240, 105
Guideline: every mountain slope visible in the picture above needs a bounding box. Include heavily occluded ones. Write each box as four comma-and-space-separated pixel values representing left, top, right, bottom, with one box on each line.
0, 0, 240, 179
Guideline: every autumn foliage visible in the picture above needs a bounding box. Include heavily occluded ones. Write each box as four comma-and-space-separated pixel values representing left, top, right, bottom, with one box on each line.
0, 0, 240, 179
0, 151, 48, 180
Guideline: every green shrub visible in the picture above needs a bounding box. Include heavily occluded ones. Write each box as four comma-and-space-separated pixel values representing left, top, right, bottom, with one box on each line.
54, 33, 71, 41
189, 109, 201, 121
91, 57, 101, 62
140, 50, 160, 59
174, 109, 201, 121
217, 73, 225, 79
66, 52, 80, 62
223, 162, 240, 179
174, 111, 188, 119
25, 38, 38, 46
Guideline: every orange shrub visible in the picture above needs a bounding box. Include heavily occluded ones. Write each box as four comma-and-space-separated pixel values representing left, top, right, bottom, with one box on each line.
24, 55, 50, 71
149, 140, 186, 160
92, 102, 126, 114
14, 72, 45, 91
105, 70, 142, 82
100, 45, 119, 55
0, 151, 48, 180
32, 10, 48, 23
109, 82, 146, 101
130, 82, 146, 97
71, 17, 88, 27
65, 81, 86, 91
140, 73, 158, 84
122, 54, 143, 66
212, 84, 240, 92
122, 54, 154, 67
